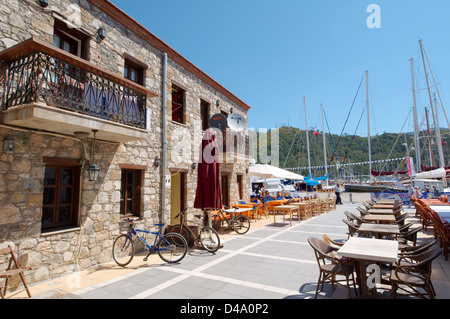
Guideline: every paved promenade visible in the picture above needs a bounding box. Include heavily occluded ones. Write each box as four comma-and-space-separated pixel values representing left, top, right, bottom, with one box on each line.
8, 203, 450, 300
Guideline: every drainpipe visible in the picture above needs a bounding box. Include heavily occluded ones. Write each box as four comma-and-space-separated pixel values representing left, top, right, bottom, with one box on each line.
161, 52, 168, 228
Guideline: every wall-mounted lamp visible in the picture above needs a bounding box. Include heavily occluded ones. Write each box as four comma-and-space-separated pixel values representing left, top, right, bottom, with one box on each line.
216, 100, 220, 108
87, 130, 100, 182
192, 161, 197, 170
2, 135, 14, 152
97, 27, 106, 40
154, 156, 160, 168
230, 107, 234, 114
38, 0, 49, 7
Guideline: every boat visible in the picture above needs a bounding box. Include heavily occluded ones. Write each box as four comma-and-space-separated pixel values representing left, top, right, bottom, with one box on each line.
344, 184, 390, 193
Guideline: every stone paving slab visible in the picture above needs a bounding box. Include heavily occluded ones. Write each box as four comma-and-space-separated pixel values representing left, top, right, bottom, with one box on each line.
10, 202, 450, 302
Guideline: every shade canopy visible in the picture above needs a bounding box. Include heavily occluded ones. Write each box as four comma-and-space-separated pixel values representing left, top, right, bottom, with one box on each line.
248, 164, 304, 180
194, 129, 223, 210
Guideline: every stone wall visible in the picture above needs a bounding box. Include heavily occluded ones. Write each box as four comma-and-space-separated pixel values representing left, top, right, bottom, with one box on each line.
0, 0, 250, 289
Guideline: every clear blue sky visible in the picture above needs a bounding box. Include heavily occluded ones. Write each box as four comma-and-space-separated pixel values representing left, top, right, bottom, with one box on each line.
110, 0, 450, 136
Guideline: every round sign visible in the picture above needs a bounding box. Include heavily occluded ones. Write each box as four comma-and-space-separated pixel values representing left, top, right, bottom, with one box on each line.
209, 113, 228, 131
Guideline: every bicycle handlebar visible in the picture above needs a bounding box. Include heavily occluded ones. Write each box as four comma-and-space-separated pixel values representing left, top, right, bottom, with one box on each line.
121, 217, 145, 224
174, 208, 188, 220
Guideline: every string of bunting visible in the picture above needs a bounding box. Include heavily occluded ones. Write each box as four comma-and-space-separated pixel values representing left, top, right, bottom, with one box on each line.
286, 157, 405, 171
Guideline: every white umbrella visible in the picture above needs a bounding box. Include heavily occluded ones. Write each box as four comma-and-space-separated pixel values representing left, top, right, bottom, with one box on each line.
249, 164, 304, 180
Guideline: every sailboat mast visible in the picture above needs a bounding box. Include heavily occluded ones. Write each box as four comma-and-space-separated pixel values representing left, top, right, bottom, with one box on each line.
433, 93, 445, 168
425, 108, 435, 167
410, 58, 421, 173
366, 70, 372, 181
321, 103, 328, 186
304, 97, 312, 177
420, 39, 439, 169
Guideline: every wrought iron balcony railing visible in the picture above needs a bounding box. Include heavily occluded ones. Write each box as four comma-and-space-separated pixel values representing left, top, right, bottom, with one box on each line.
1, 37, 157, 130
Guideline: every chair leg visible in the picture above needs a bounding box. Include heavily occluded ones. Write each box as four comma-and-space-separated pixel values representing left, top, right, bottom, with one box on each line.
391, 282, 397, 299
345, 276, 352, 299
314, 272, 323, 299
19, 272, 32, 298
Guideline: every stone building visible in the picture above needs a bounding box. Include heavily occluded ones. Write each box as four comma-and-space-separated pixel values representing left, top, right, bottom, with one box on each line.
0, 0, 250, 288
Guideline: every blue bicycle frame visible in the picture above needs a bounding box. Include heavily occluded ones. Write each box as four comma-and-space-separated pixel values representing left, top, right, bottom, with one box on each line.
123, 223, 170, 253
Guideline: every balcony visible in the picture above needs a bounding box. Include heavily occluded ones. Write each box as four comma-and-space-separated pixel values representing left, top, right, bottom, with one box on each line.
0, 37, 158, 143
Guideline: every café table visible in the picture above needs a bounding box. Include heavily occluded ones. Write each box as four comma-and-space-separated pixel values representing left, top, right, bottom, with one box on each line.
225, 207, 253, 214
367, 208, 401, 218
267, 200, 288, 211
337, 237, 398, 298
363, 214, 397, 224
371, 204, 395, 209
357, 223, 400, 239
429, 205, 450, 219
271, 205, 299, 226
375, 199, 395, 204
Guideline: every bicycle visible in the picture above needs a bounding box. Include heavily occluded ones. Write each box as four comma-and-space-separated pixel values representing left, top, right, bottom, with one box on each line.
211, 207, 251, 234
112, 217, 187, 267
171, 208, 221, 253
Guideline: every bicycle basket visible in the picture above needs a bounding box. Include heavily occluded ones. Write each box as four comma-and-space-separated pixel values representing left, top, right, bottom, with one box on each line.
119, 221, 131, 233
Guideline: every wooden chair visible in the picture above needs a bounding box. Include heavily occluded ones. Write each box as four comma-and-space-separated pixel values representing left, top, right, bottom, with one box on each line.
252, 203, 263, 220
390, 247, 442, 299
0, 245, 31, 298
308, 237, 358, 299
261, 201, 270, 219
342, 219, 359, 238
329, 197, 336, 210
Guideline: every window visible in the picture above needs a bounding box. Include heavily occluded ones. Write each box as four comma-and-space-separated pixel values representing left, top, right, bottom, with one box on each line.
42, 158, 80, 232
53, 19, 89, 59
221, 110, 228, 153
200, 100, 210, 131
172, 84, 185, 124
123, 54, 147, 86
221, 174, 230, 208
120, 169, 142, 217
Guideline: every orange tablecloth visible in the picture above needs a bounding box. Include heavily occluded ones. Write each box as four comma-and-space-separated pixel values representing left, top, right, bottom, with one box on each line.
422, 199, 450, 205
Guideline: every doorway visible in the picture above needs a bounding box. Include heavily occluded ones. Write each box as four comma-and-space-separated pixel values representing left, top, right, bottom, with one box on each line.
221, 174, 230, 208
170, 171, 186, 225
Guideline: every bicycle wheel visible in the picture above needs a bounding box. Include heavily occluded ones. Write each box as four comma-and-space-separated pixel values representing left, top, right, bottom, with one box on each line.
158, 232, 187, 263
231, 215, 251, 234
171, 224, 192, 247
199, 226, 221, 253
112, 234, 135, 267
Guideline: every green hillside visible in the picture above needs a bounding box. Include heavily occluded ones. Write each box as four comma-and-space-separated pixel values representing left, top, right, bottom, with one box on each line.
250, 126, 450, 180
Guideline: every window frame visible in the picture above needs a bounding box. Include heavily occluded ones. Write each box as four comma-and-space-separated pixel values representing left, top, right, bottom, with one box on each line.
120, 168, 143, 217
123, 53, 147, 86
200, 99, 210, 131
171, 84, 185, 124
41, 157, 81, 233
52, 19, 89, 59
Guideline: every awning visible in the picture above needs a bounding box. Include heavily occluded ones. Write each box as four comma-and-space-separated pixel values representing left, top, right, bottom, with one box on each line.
248, 164, 304, 180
